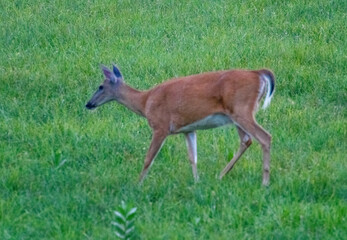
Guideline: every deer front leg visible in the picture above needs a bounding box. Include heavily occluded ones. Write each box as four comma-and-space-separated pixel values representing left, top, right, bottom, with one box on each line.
220, 126, 252, 179
185, 132, 199, 182
139, 130, 167, 183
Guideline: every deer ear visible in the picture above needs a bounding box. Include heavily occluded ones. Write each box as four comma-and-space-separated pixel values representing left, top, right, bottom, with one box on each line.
101, 65, 116, 82
112, 64, 123, 79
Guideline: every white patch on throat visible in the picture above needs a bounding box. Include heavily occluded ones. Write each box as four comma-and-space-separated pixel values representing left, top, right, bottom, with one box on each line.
177, 113, 233, 133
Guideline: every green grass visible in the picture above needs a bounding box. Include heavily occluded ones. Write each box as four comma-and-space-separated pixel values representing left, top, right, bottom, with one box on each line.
1, 0, 346, 239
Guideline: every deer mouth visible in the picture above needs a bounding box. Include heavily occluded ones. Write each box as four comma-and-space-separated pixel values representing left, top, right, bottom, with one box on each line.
85, 102, 96, 110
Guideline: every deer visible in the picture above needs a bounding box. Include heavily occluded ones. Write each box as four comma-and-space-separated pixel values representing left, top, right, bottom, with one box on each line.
86, 64, 275, 186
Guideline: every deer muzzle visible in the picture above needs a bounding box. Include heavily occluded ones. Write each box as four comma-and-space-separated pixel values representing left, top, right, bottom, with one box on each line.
85, 102, 96, 110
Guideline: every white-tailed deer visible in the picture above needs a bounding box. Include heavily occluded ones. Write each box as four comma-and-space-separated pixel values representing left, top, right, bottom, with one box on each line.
86, 64, 275, 185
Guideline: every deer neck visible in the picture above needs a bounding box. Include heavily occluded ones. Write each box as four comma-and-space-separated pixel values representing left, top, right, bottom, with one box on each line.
116, 84, 147, 117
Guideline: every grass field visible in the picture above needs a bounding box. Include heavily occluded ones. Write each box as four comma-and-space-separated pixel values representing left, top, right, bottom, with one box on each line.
1, 0, 346, 239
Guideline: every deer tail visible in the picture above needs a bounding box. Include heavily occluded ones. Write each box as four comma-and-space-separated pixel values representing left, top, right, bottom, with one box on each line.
259, 69, 275, 109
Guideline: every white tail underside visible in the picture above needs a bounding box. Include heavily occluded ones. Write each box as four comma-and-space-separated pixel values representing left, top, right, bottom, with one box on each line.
262, 74, 273, 109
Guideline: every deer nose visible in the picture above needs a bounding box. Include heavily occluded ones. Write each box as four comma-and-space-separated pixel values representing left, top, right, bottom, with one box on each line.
86, 102, 95, 109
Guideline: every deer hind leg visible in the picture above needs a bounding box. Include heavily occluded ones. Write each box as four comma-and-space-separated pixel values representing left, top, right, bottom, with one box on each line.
232, 115, 272, 186
219, 126, 252, 179
185, 132, 199, 182
138, 130, 167, 184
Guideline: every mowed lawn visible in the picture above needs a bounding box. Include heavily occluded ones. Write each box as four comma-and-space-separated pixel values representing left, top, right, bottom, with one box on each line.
1, 0, 346, 239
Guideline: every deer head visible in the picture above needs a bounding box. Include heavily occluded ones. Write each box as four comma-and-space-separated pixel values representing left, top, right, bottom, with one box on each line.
86, 64, 123, 110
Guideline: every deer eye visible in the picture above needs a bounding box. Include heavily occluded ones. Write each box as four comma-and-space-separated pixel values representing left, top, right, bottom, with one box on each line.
99, 85, 104, 91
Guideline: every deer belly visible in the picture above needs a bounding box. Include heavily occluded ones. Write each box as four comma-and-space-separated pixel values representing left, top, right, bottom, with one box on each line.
177, 113, 233, 133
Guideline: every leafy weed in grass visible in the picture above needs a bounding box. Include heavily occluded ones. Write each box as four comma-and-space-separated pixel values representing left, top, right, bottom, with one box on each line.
112, 201, 137, 239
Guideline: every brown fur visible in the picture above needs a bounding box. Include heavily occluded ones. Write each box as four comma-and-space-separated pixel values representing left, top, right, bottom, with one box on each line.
86, 66, 275, 185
